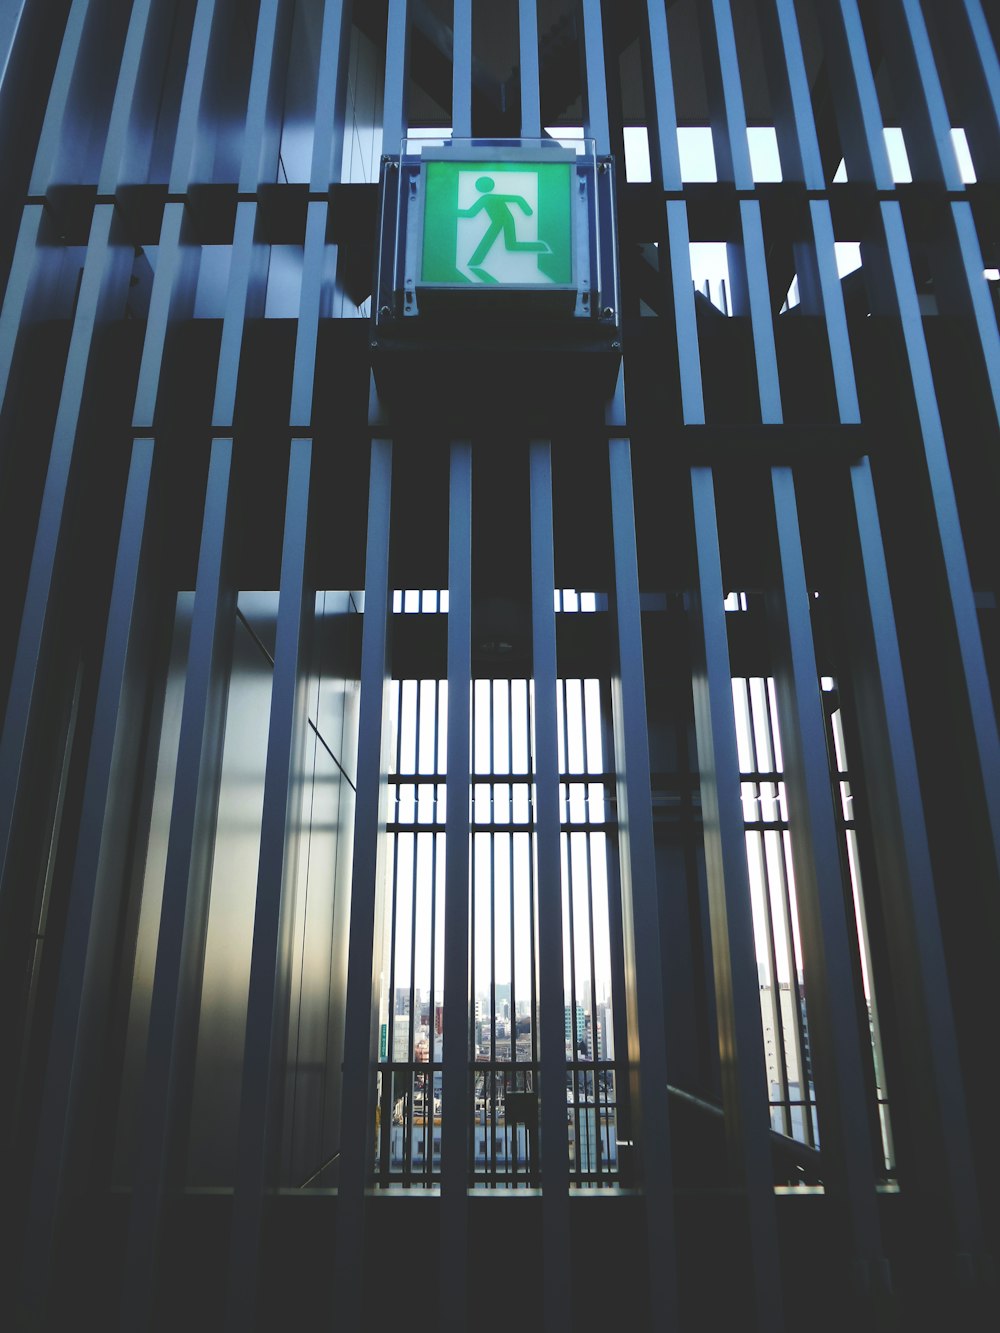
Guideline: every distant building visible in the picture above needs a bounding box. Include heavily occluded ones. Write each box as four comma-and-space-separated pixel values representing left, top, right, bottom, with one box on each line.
565, 1003, 587, 1053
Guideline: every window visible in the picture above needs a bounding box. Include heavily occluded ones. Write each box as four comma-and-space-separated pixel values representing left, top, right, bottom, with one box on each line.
375, 595, 620, 1187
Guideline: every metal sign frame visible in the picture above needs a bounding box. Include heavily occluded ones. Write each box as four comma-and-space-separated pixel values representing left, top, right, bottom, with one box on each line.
373, 136, 619, 341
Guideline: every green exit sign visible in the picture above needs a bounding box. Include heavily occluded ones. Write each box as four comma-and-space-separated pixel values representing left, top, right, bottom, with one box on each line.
420, 160, 574, 289
374, 137, 618, 341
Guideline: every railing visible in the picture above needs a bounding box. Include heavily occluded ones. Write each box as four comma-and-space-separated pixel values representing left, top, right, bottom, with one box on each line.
374, 1059, 620, 1188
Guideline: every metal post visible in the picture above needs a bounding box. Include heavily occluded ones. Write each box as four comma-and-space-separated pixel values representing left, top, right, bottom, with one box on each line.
309, 0, 353, 188
607, 436, 679, 1330
804, 200, 861, 425
698, 0, 754, 189
440, 440, 472, 1333
0, 206, 52, 454
641, 0, 682, 189
578, 0, 610, 157
383, 0, 410, 156
738, 200, 782, 425
167, 0, 224, 195
133, 202, 199, 428
331, 439, 393, 1329
817, 0, 894, 188
947, 0, 1000, 181
689, 467, 786, 1333
518, 0, 540, 139
224, 439, 313, 1331
213, 202, 266, 428
871, 0, 962, 189
28, 0, 95, 195
766, 467, 890, 1302
528, 439, 570, 1333
452, 0, 472, 140
755, 0, 825, 189
289, 201, 330, 431
238, 0, 297, 193
97, 0, 170, 193
665, 202, 705, 426
946, 204, 1000, 431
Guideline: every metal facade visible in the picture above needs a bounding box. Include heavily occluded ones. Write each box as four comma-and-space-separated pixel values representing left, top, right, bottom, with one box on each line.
0, 2, 998, 1330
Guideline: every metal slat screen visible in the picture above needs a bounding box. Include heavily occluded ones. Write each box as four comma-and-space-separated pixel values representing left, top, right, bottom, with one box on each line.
377, 593, 620, 1189
0, 2, 997, 1330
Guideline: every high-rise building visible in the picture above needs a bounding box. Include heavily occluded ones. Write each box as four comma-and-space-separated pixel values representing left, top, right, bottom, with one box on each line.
1, 3, 997, 1331
564, 1002, 587, 1052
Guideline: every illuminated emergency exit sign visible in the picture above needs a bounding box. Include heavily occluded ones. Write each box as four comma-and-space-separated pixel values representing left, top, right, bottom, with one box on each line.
372, 137, 620, 344
420, 160, 574, 288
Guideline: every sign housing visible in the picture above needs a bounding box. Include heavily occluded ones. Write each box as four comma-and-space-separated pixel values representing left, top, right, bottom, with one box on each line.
373, 136, 618, 336
371, 137, 621, 409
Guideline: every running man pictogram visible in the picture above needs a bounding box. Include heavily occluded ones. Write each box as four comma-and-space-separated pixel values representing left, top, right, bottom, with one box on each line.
458, 176, 550, 282
421, 159, 572, 287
